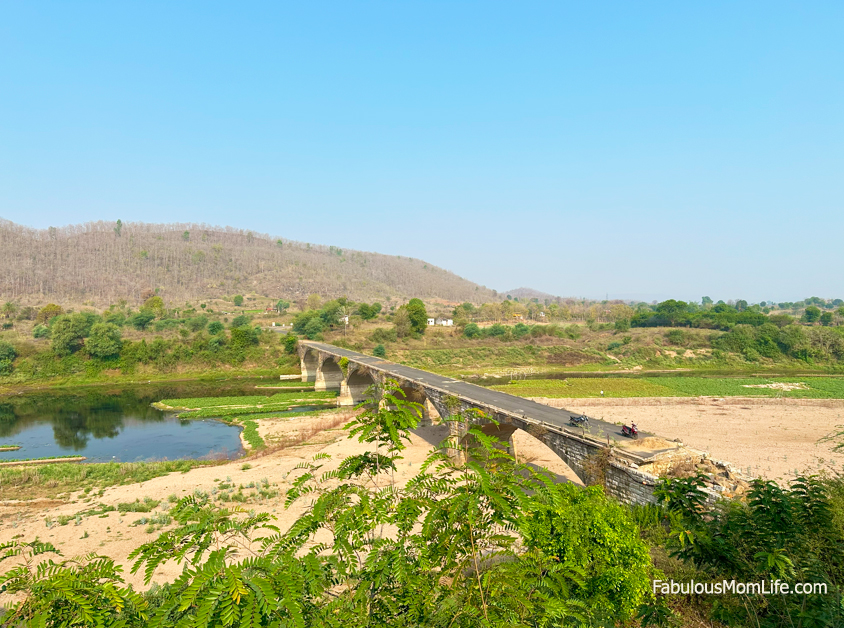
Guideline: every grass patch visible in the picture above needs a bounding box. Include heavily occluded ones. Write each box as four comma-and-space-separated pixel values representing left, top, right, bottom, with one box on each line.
157, 391, 335, 411
0, 459, 221, 501
491, 376, 844, 399
178, 401, 335, 419
240, 419, 265, 450
117, 497, 160, 513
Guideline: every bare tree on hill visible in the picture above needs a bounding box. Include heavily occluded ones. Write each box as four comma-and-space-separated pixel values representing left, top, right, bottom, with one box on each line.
0, 219, 500, 306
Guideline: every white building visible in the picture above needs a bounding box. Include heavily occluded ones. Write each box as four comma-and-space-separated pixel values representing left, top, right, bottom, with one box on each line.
427, 318, 435, 326
435, 318, 454, 326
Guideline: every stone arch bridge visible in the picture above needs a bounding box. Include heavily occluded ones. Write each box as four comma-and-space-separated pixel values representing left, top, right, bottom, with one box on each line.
298, 341, 712, 505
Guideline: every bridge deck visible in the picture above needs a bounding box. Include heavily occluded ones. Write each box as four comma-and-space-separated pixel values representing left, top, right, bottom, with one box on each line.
301, 341, 669, 455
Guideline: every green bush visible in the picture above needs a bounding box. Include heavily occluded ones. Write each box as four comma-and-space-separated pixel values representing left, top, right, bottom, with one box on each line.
127, 311, 155, 331
370, 327, 397, 343
521, 482, 652, 620
185, 315, 208, 332
280, 333, 298, 354
230, 314, 251, 328
152, 319, 181, 332
372, 344, 386, 358
208, 321, 224, 335
665, 329, 687, 345
84, 323, 123, 359
32, 324, 49, 339
463, 322, 481, 338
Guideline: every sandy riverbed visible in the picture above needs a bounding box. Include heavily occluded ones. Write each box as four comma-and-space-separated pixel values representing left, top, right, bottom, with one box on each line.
531, 396, 844, 480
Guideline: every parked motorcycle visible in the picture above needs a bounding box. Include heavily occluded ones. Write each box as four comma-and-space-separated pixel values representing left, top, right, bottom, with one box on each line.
569, 414, 589, 427
621, 423, 639, 439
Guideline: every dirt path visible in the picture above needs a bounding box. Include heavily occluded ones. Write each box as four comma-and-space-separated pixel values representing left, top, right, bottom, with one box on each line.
531, 396, 844, 480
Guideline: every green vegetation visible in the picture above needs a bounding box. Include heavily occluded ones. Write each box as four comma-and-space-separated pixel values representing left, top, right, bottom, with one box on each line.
0, 455, 86, 464
640, 474, 844, 625
0, 459, 220, 501
117, 497, 160, 513
178, 402, 335, 419
239, 419, 264, 450
157, 391, 334, 410
494, 376, 844, 398
0, 294, 302, 386
156, 391, 338, 419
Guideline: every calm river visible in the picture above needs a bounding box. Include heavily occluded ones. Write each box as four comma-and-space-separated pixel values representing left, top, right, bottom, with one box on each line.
0, 379, 278, 463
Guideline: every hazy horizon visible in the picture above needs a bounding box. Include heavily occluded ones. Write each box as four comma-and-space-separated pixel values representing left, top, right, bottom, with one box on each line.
2, 3, 842, 302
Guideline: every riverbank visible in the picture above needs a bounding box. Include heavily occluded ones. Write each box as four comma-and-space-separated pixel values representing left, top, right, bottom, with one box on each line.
0, 367, 296, 397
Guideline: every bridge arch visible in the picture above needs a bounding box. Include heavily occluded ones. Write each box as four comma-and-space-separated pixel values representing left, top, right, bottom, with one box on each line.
300, 348, 318, 383
342, 367, 379, 405
393, 381, 438, 427
315, 357, 344, 392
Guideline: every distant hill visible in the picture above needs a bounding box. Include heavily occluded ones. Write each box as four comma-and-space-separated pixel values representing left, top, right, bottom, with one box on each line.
0, 219, 499, 306
504, 287, 560, 302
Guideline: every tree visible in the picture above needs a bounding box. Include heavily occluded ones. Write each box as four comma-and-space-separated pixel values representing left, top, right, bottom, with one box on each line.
820, 312, 834, 327
182, 230, 190, 241
230, 314, 251, 328
2, 302, 18, 320
0, 341, 16, 375
207, 321, 224, 335
802, 305, 822, 323
405, 298, 428, 334
357, 303, 377, 320
230, 326, 259, 349
306, 293, 322, 310
282, 333, 298, 354
35, 304, 63, 325
701, 296, 713, 308
232, 295, 244, 307
141, 296, 166, 318
32, 324, 49, 339
50, 314, 95, 356
114, 219, 123, 237
655, 300, 689, 326
303, 317, 324, 339
276, 299, 290, 313
185, 315, 208, 332
463, 322, 481, 338
85, 323, 123, 359
127, 311, 155, 331
372, 344, 386, 358
392, 307, 412, 338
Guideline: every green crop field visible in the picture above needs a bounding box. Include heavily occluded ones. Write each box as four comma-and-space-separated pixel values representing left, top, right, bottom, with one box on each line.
491, 377, 844, 399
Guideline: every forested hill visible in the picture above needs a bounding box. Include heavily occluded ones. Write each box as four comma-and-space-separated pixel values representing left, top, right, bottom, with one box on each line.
0, 220, 499, 306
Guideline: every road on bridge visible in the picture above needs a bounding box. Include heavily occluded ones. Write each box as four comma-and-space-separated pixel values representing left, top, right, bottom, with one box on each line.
301, 341, 652, 445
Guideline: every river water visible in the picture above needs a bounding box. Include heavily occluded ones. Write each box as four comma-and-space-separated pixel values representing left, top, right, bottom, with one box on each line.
0, 379, 281, 463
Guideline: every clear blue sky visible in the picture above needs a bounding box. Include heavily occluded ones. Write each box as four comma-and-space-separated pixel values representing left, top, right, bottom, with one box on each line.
1, 2, 842, 303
